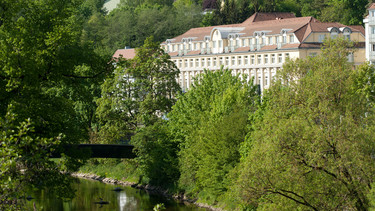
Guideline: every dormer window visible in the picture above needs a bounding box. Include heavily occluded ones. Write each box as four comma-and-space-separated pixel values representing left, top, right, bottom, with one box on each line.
262, 34, 266, 45
328, 27, 339, 39
290, 35, 294, 43
341, 27, 352, 40
268, 37, 273, 45
282, 34, 287, 43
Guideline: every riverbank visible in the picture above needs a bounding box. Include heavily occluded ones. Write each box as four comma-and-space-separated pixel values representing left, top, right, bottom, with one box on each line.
72, 172, 224, 211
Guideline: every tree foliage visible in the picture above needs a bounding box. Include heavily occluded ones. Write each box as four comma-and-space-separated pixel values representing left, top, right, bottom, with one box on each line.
236, 39, 375, 210
96, 37, 181, 143
168, 68, 258, 201
0, 0, 110, 205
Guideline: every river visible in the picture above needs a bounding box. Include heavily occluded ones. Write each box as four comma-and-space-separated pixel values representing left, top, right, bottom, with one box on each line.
23, 178, 207, 211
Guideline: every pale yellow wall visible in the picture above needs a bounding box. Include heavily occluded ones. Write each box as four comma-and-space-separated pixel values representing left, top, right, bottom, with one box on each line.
354, 48, 366, 63
304, 32, 364, 42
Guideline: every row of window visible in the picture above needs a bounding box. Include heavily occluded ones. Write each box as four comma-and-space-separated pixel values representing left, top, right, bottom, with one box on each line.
179, 68, 277, 88
166, 34, 296, 52
173, 53, 290, 68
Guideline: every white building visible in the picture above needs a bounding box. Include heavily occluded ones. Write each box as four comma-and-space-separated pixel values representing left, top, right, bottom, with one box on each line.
364, 3, 375, 64
114, 13, 366, 92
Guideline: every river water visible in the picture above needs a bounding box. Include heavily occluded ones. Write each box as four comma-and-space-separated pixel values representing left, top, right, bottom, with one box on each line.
23, 178, 207, 211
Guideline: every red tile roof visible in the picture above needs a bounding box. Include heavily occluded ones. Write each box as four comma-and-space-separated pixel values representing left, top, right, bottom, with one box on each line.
350, 25, 365, 35
369, 3, 375, 10
186, 50, 201, 55
233, 46, 250, 52
281, 43, 300, 49
168, 51, 179, 57
259, 45, 277, 51
165, 15, 322, 45
113, 49, 136, 59
242, 12, 296, 25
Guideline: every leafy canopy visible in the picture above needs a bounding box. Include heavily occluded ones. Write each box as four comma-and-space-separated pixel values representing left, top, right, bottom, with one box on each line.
236, 38, 375, 210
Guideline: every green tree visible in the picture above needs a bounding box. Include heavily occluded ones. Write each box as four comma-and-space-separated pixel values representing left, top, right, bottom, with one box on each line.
168, 68, 258, 202
96, 36, 181, 143
0, 0, 109, 204
0, 107, 76, 209
236, 39, 375, 210
131, 120, 180, 186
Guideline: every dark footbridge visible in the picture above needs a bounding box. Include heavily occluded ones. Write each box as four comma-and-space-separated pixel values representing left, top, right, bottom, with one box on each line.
50, 144, 136, 159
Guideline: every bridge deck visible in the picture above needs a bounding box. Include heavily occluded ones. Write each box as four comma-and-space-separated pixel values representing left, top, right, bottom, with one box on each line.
50, 144, 136, 158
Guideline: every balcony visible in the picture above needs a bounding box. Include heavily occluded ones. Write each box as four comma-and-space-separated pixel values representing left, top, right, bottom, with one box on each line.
370, 52, 375, 61
369, 17, 375, 25
370, 34, 375, 43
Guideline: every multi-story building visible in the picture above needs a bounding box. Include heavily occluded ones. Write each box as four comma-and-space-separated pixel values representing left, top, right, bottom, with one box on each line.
364, 3, 375, 64
160, 12, 365, 92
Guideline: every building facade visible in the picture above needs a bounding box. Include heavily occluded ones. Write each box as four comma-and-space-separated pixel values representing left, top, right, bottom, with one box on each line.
364, 3, 375, 64
160, 12, 365, 92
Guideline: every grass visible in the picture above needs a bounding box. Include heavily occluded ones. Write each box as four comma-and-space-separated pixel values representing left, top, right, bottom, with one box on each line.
78, 158, 141, 183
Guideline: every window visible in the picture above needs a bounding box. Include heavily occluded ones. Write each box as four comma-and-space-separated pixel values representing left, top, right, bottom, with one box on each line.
258, 76, 261, 84
213, 41, 216, 48
179, 60, 182, 67
372, 10, 375, 17
238, 56, 242, 65
282, 35, 287, 43
208, 58, 211, 66
190, 59, 194, 67
220, 57, 223, 65
225, 57, 229, 65
264, 54, 269, 64
344, 34, 350, 40
285, 53, 290, 59
372, 27, 375, 34
265, 76, 268, 86
196, 59, 199, 67
231, 56, 235, 65
184, 59, 188, 67
236, 39, 239, 47
271, 54, 276, 63
200, 42, 203, 49
230, 39, 234, 46
372, 44, 375, 52
290, 35, 294, 43
242, 39, 246, 46
194, 43, 197, 50
219, 40, 222, 48
201, 58, 205, 67
173, 45, 176, 51
268, 37, 273, 45
257, 55, 262, 64
262, 36, 266, 45
278, 54, 283, 63
251, 55, 255, 64
331, 29, 338, 39
213, 58, 217, 66
318, 34, 326, 42
244, 56, 248, 65
276, 36, 279, 44
309, 52, 317, 57
347, 52, 354, 62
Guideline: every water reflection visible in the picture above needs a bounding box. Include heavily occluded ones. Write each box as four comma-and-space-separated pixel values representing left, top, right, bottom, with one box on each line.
118, 191, 137, 211
23, 178, 206, 211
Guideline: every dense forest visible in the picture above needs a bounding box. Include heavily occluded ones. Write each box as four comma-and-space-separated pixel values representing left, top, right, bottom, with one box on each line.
1, 0, 375, 210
